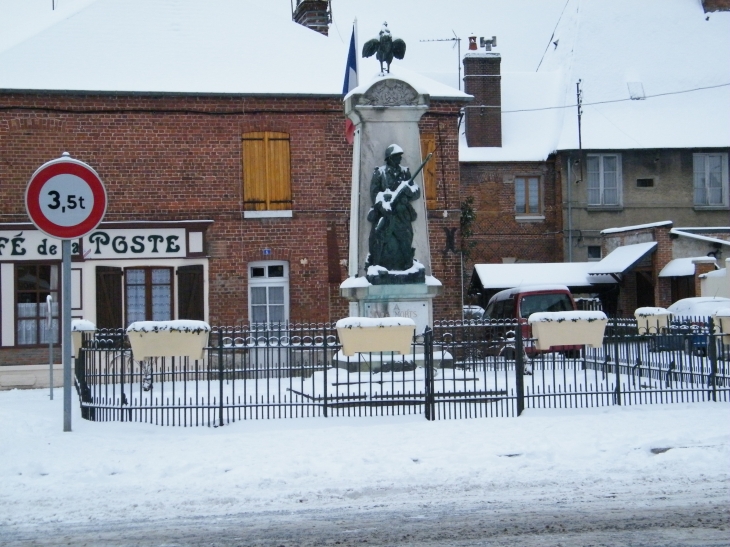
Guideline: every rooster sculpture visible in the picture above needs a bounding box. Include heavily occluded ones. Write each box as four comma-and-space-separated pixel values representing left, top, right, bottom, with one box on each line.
362, 22, 406, 74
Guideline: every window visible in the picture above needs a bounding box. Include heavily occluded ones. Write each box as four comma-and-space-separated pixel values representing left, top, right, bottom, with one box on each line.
125, 267, 173, 326
636, 178, 654, 188
420, 133, 438, 209
515, 176, 541, 215
693, 153, 729, 208
587, 246, 602, 261
242, 132, 292, 215
587, 154, 622, 206
15, 264, 59, 345
248, 261, 289, 325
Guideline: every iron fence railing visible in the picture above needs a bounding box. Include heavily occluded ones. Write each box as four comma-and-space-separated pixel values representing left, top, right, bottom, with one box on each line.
75, 318, 729, 426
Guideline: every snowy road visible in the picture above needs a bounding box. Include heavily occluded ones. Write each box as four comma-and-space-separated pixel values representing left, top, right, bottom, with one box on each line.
3, 486, 728, 546
1, 390, 728, 546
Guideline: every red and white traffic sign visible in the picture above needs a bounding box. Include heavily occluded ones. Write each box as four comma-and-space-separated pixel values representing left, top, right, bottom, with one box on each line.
25, 154, 107, 239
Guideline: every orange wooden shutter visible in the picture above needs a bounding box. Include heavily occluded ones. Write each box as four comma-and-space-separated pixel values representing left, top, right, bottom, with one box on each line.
242, 132, 292, 211
420, 133, 438, 209
266, 132, 292, 211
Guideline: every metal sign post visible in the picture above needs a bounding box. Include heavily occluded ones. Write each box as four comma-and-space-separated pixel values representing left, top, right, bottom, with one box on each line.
47, 295, 53, 400
25, 152, 107, 432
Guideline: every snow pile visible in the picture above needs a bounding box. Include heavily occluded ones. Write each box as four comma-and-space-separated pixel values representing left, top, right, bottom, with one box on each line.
336, 317, 416, 329
70, 319, 96, 332
0, 388, 727, 527
125, 320, 211, 334
634, 307, 670, 317
528, 310, 606, 323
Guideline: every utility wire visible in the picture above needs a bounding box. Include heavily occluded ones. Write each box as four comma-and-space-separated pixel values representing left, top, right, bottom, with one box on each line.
500, 82, 730, 114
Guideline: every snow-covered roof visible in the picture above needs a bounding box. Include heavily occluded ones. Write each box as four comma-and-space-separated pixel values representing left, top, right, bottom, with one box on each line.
601, 221, 673, 235
462, 0, 730, 161
659, 257, 717, 278
588, 242, 657, 276
0, 0, 563, 98
472, 263, 615, 291
670, 228, 730, 247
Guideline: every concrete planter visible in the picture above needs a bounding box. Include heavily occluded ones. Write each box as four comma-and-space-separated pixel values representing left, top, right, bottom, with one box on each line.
529, 311, 607, 350
714, 309, 730, 345
126, 321, 210, 360
336, 317, 415, 357
634, 307, 671, 335
71, 319, 97, 358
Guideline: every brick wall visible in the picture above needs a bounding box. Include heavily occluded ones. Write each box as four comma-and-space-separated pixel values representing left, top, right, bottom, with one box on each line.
460, 157, 563, 295
0, 92, 464, 336
702, 0, 730, 11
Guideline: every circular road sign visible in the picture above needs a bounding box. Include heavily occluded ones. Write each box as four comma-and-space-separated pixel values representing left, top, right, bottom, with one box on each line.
25, 154, 107, 239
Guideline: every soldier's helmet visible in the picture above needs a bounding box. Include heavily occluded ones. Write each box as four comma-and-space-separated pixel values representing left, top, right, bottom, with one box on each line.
384, 144, 404, 160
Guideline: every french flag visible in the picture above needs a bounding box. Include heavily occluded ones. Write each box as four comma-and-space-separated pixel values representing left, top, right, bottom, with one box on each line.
342, 25, 358, 144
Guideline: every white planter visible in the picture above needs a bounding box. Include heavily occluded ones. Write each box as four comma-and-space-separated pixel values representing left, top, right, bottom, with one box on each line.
126, 321, 210, 360
336, 317, 415, 357
529, 311, 607, 350
714, 309, 730, 345
634, 307, 671, 335
71, 319, 97, 358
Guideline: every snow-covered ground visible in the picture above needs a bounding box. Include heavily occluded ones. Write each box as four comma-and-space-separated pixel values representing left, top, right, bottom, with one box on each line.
0, 387, 728, 534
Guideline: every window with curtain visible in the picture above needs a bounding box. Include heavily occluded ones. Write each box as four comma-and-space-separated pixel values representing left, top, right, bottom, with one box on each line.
15, 264, 59, 346
124, 267, 173, 326
587, 154, 622, 207
515, 176, 541, 215
242, 132, 292, 212
248, 261, 289, 325
693, 153, 728, 207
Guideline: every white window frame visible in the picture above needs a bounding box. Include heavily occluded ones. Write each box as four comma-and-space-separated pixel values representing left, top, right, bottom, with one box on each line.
247, 260, 289, 326
587, 154, 623, 207
693, 153, 729, 209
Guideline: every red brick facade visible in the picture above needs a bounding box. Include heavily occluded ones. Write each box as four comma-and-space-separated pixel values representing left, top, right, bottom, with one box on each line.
460, 157, 564, 293
0, 92, 463, 347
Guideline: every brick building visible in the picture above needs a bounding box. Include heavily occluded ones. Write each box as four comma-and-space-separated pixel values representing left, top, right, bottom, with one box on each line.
0, 2, 467, 365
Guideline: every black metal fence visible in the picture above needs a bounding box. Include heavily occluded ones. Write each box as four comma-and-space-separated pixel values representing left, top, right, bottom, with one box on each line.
75, 318, 729, 426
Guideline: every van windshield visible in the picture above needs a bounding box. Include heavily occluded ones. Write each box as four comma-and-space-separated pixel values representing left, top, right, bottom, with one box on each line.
519, 293, 573, 318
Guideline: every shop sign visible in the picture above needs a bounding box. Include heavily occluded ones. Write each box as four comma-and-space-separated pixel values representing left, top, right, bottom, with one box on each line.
0, 228, 188, 260
84, 228, 186, 259
0, 231, 80, 260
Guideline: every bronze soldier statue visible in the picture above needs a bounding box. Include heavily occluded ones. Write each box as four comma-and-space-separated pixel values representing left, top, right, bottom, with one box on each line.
366, 144, 431, 280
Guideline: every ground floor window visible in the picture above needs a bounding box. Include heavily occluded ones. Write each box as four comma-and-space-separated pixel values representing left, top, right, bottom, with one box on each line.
125, 267, 173, 324
15, 264, 59, 345
248, 261, 289, 325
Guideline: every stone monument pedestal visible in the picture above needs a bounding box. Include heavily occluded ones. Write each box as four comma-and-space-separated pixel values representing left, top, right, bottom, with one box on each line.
340, 73, 442, 334
341, 277, 442, 334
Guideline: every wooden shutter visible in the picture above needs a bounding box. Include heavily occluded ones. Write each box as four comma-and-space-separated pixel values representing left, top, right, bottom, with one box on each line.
177, 265, 205, 321
267, 133, 292, 210
420, 133, 438, 209
95, 266, 123, 329
242, 131, 292, 211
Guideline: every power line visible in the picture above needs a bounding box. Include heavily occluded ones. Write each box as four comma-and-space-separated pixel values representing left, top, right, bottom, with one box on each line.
500, 82, 730, 114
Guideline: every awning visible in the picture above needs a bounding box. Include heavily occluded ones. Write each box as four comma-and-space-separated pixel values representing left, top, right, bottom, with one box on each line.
472, 262, 616, 292
588, 242, 657, 276
659, 257, 716, 277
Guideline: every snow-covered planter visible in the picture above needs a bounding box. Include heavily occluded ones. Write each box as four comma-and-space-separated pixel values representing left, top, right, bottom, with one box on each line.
528, 311, 607, 350
634, 307, 671, 335
713, 308, 730, 344
71, 319, 96, 358
126, 320, 211, 360
336, 317, 415, 357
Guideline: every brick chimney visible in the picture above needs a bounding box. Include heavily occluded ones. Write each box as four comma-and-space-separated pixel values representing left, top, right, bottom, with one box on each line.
463, 52, 502, 147
702, 0, 730, 11
293, 0, 331, 36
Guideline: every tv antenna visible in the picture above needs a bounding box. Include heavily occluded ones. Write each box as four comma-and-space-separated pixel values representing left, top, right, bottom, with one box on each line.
420, 31, 462, 90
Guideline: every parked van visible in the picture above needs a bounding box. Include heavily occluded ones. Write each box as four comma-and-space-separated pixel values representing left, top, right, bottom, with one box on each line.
482, 284, 580, 356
